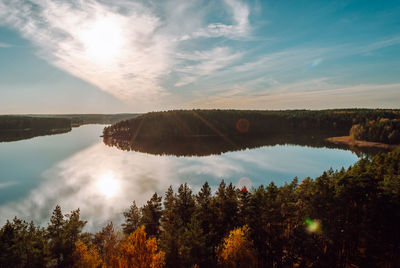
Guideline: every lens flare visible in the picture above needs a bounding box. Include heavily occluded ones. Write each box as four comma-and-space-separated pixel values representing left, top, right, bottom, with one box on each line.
305, 218, 321, 233
236, 118, 250, 133
308, 58, 323, 70
237, 177, 252, 191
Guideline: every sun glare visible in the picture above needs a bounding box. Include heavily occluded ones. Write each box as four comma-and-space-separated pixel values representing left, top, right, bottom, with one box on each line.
96, 172, 120, 198
81, 18, 124, 63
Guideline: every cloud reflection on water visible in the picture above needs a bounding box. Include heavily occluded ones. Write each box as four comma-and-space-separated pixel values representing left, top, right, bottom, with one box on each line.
0, 141, 358, 232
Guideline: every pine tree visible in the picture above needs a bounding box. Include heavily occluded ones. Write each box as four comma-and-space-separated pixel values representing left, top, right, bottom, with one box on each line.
160, 186, 181, 267
47, 205, 65, 266
141, 193, 162, 238
122, 201, 141, 235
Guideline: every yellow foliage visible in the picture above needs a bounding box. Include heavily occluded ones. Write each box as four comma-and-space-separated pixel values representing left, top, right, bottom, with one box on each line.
73, 240, 102, 268
217, 225, 257, 268
118, 225, 166, 268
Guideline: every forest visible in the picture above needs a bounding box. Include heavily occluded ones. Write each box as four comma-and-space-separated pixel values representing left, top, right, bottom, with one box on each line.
1, 149, 399, 267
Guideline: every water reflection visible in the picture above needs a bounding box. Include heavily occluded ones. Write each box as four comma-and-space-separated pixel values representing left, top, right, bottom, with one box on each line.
0, 133, 359, 232
96, 172, 120, 198
103, 132, 386, 157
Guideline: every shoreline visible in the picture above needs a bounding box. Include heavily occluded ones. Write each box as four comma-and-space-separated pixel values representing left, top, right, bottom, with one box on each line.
326, 136, 398, 150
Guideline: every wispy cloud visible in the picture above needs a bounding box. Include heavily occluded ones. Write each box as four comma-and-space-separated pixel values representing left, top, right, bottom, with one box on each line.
0, 41, 11, 48
0, 181, 17, 189
360, 36, 400, 54
190, 0, 251, 40
175, 46, 243, 87
184, 79, 400, 109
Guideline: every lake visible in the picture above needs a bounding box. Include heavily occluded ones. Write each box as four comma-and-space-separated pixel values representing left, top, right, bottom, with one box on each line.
0, 124, 359, 231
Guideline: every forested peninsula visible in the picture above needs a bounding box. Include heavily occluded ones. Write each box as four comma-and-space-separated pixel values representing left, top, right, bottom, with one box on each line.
1, 149, 399, 267
0, 116, 72, 142
103, 109, 400, 156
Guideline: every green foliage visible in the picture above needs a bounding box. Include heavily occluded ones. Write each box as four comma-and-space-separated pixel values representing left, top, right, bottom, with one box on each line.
0, 218, 48, 268
47, 206, 86, 267
141, 193, 162, 238
122, 201, 142, 235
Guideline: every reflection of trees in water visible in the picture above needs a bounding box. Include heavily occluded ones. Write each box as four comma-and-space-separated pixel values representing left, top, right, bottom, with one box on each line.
0, 128, 71, 142
103, 131, 387, 157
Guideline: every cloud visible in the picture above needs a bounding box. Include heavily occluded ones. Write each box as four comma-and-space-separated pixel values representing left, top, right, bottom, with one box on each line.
0, 42, 11, 48
192, 0, 251, 39
0, 181, 17, 189
1, 0, 398, 111
184, 79, 400, 109
0, 0, 251, 109
175, 46, 243, 86
360, 36, 400, 54
0, 0, 172, 108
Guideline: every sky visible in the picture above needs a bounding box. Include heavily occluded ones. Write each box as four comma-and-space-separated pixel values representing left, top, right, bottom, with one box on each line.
0, 0, 399, 113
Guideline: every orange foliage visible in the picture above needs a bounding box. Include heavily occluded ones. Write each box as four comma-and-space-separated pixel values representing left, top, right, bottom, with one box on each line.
73, 240, 102, 268
119, 225, 165, 268
74, 225, 165, 268
217, 225, 257, 268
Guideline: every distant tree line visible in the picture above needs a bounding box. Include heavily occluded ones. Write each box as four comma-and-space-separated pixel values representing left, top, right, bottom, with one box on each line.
1, 149, 399, 267
0, 116, 71, 131
44, 114, 139, 127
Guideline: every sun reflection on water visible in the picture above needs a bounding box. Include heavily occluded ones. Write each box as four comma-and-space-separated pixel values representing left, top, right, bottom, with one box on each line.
96, 172, 120, 198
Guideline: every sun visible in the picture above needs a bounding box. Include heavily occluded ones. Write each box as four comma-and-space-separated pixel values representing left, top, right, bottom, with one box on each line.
80, 17, 124, 63
96, 172, 120, 198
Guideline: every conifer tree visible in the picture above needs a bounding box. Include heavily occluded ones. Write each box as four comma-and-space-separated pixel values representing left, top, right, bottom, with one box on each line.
141, 193, 162, 238
122, 201, 141, 235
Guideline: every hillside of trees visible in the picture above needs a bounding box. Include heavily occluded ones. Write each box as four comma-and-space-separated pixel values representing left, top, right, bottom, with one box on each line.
1, 149, 399, 267
103, 109, 400, 156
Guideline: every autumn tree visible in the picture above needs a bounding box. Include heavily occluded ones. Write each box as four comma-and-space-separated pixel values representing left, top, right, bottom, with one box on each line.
93, 223, 120, 267
217, 225, 257, 268
119, 225, 165, 268
73, 240, 102, 268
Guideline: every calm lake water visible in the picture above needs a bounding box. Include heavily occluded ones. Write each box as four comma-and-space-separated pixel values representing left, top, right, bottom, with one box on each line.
0, 124, 359, 231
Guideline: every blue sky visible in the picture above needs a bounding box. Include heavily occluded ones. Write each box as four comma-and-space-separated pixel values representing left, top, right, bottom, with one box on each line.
0, 0, 399, 113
